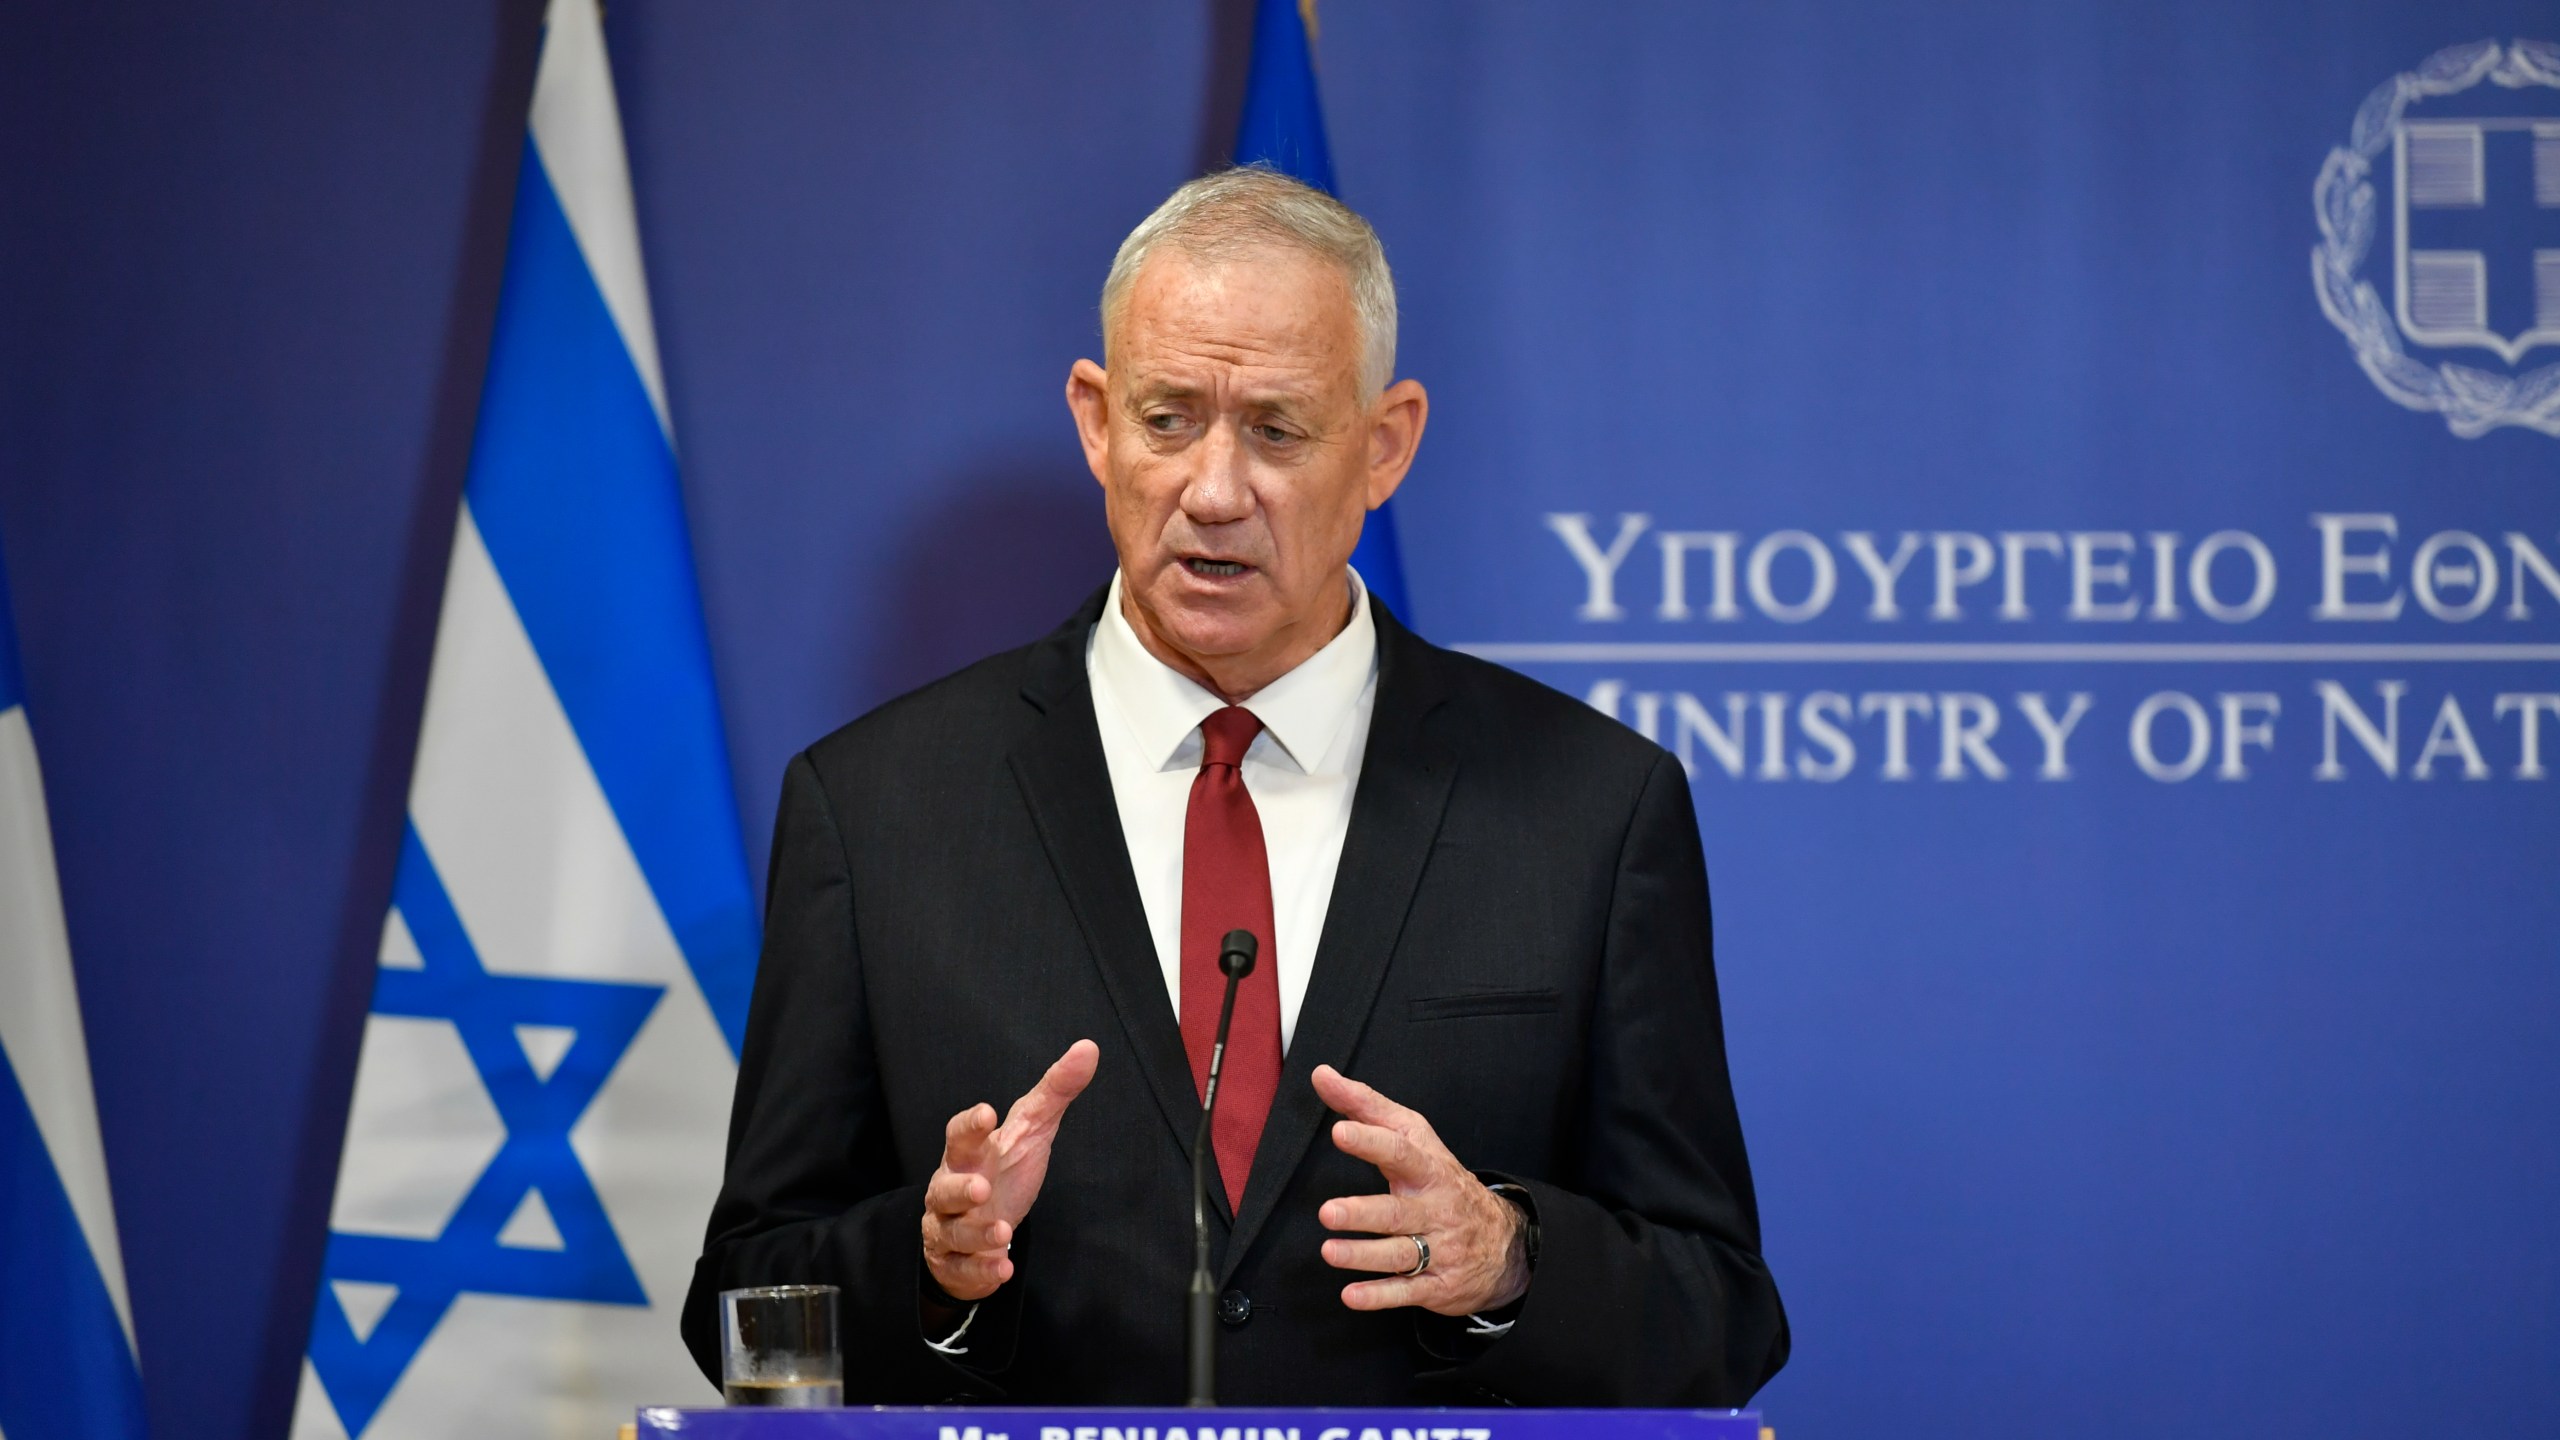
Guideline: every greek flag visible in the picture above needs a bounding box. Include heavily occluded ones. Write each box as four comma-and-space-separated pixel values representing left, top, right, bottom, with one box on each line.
292, 0, 756, 1434
1, 549, 147, 1440
1235, 0, 1412, 624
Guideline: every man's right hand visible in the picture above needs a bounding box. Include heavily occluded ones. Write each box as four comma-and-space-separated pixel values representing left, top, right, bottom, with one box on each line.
921, 1039, 1101, 1302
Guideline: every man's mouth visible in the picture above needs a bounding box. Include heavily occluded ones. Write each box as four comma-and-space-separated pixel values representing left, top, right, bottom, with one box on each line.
1182, 558, 1250, 578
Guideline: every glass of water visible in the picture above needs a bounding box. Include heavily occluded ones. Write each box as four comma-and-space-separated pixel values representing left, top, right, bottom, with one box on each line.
720, 1284, 842, 1407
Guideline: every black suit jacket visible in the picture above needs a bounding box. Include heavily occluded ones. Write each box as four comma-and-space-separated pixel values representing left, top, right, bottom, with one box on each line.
682, 587, 1787, 1405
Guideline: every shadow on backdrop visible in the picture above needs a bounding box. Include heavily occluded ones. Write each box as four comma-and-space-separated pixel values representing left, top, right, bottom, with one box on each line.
1195, 0, 1258, 175
864, 464, 1120, 705
856, 0, 1245, 715
247, 1, 551, 1434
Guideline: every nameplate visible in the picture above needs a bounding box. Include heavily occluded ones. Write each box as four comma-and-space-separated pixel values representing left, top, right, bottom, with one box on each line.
633, 1408, 1767, 1440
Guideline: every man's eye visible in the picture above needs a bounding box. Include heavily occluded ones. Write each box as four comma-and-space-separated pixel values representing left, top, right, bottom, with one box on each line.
1145, 413, 1186, 433
1253, 424, 1299, 444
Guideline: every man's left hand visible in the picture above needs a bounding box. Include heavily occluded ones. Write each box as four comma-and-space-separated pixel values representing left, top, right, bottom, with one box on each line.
1312, 1064, 1531, 1316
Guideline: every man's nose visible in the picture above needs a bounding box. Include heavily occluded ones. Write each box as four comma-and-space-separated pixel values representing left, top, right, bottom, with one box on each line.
1178, 420, 1256, 525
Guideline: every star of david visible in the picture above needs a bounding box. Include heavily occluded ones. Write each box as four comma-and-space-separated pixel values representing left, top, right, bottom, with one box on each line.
307, 822, 664, 1436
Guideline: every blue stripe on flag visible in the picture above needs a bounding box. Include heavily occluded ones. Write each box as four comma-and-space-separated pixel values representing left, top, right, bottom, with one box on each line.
1348, 507, 1410, 627
1233, 0, 1413, 627
0, 1054, 148, 1440
460, 140, 758, 1055
1236, 0, 1336, 194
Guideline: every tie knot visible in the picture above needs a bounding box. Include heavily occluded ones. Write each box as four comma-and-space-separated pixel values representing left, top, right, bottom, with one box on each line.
1199, 706, 1263, 769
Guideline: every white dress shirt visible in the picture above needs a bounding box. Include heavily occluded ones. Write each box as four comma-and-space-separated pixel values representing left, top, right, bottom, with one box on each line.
1085, 568, 1379, 1050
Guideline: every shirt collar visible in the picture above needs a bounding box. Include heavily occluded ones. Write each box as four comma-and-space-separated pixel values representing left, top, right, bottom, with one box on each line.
1091, 567, 1378, 775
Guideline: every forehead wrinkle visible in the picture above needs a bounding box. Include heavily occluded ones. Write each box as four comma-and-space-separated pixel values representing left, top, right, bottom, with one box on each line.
1131, 323, 1338, 373
1120, 344, 1339, 409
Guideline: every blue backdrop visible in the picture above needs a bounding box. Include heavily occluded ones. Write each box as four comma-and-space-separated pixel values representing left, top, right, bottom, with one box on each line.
2, 4, 2554, 1438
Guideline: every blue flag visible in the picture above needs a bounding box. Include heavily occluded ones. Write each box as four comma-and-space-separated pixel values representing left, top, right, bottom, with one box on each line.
1234, 0, 1413, 626
0, 545, 150, 1440
293, 1, 757, 1434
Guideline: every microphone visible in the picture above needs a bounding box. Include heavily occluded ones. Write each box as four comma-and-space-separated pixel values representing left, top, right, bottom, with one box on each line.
1187, 927, 1257, 1408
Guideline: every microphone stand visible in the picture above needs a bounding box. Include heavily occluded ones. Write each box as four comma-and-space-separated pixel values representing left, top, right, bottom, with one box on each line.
1188, 929, 1257, 1409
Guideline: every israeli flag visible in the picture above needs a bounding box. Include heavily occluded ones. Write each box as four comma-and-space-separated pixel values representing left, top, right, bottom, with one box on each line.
1, 552, 148, 1440
293, 0, 757, 1434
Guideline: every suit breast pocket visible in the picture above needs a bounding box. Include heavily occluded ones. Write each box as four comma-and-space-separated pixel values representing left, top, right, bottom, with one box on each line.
1407, 987, 1563, 1022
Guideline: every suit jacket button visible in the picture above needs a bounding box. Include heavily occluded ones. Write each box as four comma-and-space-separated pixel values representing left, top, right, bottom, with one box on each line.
1216, 1290, 1252, 1327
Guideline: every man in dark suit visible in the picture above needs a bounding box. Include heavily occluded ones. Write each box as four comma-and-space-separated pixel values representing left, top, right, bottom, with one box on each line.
682, 167, 1786, 1406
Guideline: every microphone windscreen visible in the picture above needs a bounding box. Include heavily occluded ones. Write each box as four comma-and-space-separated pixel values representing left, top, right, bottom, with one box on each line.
1219, 928, 1258, 978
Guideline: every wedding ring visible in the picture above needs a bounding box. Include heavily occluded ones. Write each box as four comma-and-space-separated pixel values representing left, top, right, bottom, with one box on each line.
1403, 1234, 1431, 1276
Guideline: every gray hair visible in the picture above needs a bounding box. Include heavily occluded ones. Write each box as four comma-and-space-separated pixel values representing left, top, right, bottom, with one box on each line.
1100, 166, 1399, 396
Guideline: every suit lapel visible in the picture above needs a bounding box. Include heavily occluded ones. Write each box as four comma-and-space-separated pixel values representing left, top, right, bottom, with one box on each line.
1007, 589, 1213, 1195
1221, 600, 1458, 1282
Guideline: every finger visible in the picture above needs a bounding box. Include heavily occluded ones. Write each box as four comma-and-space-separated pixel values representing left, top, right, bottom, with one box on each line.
1339, 1275, 1427, 1312
943, 1102, 999, 1168
1322, 1235, 1433, 1274
930, 1247, 1017, 1296
1317, 1191, 1421, 1236
1006, 1039, 1101, 1132
936, 1213, 1013, 1254
1330, 1118, 1427, 1180
924, 1168, 992, 1215
1311, 1064, 1425, 1137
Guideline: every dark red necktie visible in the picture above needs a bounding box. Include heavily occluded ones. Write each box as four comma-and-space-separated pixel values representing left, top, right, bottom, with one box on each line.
1180, 705, 1282, 1210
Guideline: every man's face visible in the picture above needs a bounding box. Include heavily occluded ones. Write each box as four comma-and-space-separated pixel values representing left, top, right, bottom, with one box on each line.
1066, 245, 1426, 695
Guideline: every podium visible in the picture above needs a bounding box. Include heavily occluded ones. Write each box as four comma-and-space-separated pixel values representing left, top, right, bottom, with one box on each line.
631, 1409, 1768, 1440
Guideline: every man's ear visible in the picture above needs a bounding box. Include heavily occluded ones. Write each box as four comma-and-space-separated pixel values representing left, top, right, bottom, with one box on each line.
1364, 378, 1430, 510
1066, 359, 1113, 487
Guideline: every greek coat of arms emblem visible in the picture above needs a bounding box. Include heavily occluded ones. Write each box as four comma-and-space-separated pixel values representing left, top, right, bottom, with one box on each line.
2314, 39, 2560, 438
